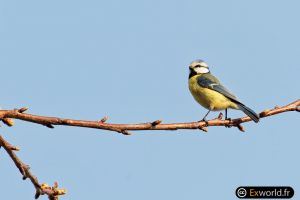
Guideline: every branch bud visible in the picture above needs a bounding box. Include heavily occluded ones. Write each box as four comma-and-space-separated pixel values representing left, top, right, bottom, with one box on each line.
2, 118, 15, 126
19, 107, 29, 113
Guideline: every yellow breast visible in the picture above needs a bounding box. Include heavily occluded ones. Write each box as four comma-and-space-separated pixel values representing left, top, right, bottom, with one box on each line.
188, 75, 238, 111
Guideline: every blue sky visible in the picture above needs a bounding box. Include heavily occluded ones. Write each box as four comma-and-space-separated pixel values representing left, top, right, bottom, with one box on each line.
0, 0, 299, 199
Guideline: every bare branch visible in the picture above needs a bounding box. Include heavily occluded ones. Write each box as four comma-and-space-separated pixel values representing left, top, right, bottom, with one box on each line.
0, 99, 299, 133
0, 99, 298, 199
0, 135, 66, 199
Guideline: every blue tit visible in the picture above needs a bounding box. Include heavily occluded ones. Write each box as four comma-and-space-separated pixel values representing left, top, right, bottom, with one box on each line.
188, 59, 259, 123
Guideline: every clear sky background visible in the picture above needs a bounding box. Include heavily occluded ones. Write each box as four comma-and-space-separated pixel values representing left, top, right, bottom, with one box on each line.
0, 0, 299, 199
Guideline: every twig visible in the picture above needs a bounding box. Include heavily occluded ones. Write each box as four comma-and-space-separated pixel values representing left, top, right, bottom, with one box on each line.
0, 99, 299, 134
0, 134, 66, 200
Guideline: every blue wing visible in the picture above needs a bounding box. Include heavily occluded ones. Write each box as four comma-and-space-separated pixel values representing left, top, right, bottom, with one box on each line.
197, 75, 240, 103
197, 74, 260, 122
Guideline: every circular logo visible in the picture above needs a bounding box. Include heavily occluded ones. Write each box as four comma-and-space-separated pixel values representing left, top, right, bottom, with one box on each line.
236, 187, 247, 198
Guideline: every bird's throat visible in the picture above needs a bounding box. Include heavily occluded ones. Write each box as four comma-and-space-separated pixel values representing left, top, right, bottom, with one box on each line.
189, 70, 197, 79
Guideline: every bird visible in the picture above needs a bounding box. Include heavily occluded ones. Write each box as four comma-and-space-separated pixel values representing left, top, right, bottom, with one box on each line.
188, 59, 259, 123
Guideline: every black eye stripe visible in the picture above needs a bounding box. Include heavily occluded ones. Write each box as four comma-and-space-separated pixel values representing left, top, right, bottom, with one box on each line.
195, 65, 208, 68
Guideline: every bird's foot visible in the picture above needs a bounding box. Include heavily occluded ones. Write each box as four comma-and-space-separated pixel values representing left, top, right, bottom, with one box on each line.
225, 117, 232, 128
198, 118, 209, 126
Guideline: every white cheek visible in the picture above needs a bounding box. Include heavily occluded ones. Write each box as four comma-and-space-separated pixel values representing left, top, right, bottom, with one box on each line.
195, 67, 209, 74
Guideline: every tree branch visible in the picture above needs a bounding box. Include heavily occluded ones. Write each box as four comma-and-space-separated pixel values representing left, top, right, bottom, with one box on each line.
0, 134, 66, 200
0, 100, 298, 199
0, 99, 299, 134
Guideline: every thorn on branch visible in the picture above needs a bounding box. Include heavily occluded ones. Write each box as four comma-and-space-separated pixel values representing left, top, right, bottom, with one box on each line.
99, 116, 108, 123
151, 120, 162, 126
35, 190, 41, 199
198, 125, 208, 132
9, 145, 20, 151
44, 124, 55, 129
260, 109, 270, 117
120, 130, 131, 135
236, 124, 245, 132
3, 140, 20, 151
11, 146, 20, 151
217, 112, 223, 120
18, 107, 29, 113
22, 165, 31, 180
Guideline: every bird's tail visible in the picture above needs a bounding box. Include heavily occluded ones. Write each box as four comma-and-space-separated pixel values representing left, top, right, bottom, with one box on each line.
236, 103, 260, 123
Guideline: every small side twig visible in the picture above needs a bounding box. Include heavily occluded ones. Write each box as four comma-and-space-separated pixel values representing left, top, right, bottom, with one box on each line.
0, 134, 66, 200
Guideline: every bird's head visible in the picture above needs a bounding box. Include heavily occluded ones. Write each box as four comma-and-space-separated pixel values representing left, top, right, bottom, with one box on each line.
189, 59, 210, 78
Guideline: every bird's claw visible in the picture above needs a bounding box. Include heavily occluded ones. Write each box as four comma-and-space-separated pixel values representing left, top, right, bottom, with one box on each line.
225, 117, 232, 128
198, 118, 209, 126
